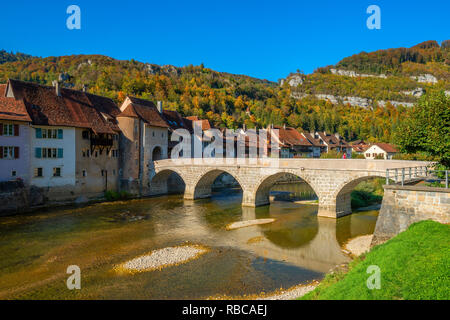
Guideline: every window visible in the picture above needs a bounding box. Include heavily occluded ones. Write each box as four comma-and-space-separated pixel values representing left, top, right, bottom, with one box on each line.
82, 150, 86, 157
113, 170, 116, 175
2, 124, 15, 136
53, 167, 61, 177
82, 131, 90, 139
152, 131, 155, 137
36, 128, 63, 139
35, 148, 63, 159
95, 151, 98, 158
82, 170, 87, 177
11, 170, 16, 177
34, 168, 43, 177
1, 146, 18, 159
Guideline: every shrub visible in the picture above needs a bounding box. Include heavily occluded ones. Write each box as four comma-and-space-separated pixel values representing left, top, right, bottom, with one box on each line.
105, 190, 131, 201
351, 152, 365, 159
320, 150, 344, 159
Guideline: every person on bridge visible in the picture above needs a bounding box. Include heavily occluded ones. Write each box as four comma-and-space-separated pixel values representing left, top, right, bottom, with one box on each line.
343, 153, 347, 159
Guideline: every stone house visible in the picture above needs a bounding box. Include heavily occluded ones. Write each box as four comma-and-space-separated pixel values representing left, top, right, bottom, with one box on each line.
117, 96, 169, 195
0, 84, 32, 183
5, 79, 121, 201
364, 143, 398, 160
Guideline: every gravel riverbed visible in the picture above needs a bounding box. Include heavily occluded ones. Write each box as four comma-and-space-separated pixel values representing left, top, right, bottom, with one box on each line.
117, 245, 208, 273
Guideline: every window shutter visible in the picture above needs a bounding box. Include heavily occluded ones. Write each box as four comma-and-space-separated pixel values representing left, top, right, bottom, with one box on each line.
14, 147, 19, 159
58, 129, 63, 139
36, 128, 42, 139
58, 148, 63, 158
0, 123, 3, 135
14, 125, 19, 136
35, 148, 42, 158
0, 146, 3, 159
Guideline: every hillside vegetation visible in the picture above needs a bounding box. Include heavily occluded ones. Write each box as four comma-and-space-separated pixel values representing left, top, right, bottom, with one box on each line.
0, 41, 448, 145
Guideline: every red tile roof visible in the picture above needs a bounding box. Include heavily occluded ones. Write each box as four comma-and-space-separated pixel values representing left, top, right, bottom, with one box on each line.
7, 79, 120, 134
274, 126, 312, 147
316, 132, 350, 147
118, 97, 169, 128
301, 132, 323, 147
163, 109, 190, 131
371, 143, 398, 153
184, 116, 212, 131
0, 84, 31, 122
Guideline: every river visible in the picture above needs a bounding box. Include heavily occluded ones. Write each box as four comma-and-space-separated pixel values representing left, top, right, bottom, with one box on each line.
0, 183, 378, 299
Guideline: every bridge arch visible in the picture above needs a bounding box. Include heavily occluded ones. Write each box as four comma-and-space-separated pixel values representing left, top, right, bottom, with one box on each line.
248, 171, 319, 207
150, 169, 186, 196
331, 173, 386, 218
185, 168, 245, 200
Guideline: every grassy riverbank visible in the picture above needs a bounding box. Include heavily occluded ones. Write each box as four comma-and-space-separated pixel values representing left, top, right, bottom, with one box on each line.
301, 220, 450, 300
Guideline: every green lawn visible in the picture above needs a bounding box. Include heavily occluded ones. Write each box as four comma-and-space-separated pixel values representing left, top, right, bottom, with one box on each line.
302, 220, 450, 300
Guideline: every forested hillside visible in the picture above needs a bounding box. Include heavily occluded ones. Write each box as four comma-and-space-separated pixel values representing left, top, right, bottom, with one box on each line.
0, 40, 448, 144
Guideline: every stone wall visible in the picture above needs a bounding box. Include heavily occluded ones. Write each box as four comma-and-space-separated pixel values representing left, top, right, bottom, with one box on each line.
372, 185, 450, 245
0, 180, 44, 216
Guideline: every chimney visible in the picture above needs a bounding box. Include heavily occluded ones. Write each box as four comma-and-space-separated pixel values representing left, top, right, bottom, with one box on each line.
82, 84, 87, 92
335, 133, 340, 139
157, 101, 163, 114
52, 80, 61, 97
283, 124, 286, 129
243, 123, 246, 131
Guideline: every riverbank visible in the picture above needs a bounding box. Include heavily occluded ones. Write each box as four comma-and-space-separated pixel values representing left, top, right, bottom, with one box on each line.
300, 220, 450, 300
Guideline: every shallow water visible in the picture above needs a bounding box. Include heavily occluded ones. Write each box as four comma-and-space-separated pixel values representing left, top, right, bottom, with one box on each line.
0, 186, 378, 299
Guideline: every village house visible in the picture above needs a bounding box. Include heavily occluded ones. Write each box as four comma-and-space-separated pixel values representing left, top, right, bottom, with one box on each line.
0, 84, 32, 183
313, 132, 352, 158
301, 132, 324, 157
364, 143, 399, 160
117, 96, 169, 195
350, 139, 369, 155
5, 79, 121, 201
271, 125, 314, 158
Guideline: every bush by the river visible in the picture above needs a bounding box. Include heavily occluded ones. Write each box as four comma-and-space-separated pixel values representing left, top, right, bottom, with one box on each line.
350, 178, 384, 209
105, 190, 132, 201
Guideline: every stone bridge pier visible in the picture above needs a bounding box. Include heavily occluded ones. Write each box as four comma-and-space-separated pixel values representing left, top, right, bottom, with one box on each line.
150, 159, 429, 219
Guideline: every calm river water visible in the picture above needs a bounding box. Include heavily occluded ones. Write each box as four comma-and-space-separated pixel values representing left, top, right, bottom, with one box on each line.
0, 184, 378, 299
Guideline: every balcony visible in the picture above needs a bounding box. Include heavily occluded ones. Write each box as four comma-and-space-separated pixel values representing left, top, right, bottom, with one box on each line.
90, 137, 113, 147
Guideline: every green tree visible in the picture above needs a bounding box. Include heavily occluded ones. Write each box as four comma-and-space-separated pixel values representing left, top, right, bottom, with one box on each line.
393, 90, 450, 167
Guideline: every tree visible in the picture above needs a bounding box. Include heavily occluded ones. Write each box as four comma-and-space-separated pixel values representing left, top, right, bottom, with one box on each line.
393, 90, 450, 167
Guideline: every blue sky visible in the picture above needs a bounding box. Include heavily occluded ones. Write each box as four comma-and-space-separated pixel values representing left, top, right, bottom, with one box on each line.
0, 0, 448, 81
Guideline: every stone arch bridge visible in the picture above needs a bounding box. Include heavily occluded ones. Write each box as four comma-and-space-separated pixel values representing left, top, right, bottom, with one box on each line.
149, 158, 429, 218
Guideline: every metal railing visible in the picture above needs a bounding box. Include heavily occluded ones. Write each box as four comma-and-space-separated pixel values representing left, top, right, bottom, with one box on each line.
386, 166, 449, 188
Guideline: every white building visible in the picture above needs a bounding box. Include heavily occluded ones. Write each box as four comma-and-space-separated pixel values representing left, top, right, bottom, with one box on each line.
364, 143, 399, 160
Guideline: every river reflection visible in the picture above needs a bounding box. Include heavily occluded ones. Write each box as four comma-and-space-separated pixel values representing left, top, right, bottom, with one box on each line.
0, 186, 378, 299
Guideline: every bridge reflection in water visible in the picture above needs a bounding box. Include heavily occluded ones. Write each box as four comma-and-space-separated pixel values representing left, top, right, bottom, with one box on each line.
178, 186, 378, 274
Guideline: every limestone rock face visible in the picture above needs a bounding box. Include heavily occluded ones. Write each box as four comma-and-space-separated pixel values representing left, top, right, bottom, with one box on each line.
410, 74, 438, 84
287, 74, 304, 87
330, 68, 387, 79
402, 88, 425, 98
